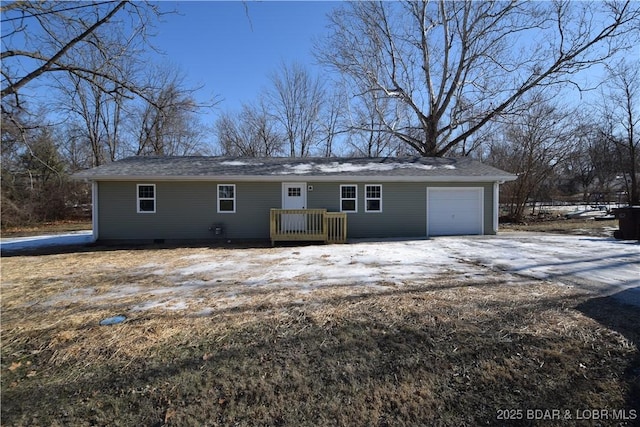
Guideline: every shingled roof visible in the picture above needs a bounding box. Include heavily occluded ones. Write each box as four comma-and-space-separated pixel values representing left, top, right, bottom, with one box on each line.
73, 156, 517, 182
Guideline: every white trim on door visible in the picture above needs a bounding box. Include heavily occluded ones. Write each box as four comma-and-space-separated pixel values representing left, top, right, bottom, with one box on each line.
281, 182, 307, 232
282, 182, 307, 209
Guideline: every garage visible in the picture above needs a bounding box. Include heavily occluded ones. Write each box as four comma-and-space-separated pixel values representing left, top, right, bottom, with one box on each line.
427, 187, 484, 236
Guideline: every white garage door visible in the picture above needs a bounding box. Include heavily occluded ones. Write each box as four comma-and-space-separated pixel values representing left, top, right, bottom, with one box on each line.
427, 188, 484, 236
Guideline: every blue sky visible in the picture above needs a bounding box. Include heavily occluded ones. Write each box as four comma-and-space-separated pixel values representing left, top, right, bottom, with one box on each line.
154, 1, 339, 118
2, 1, 628, 136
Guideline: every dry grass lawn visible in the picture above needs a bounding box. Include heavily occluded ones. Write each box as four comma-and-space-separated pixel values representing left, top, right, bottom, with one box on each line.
1, 241, 639, 426
501, 218, 618, 237
1, 220, 92, 237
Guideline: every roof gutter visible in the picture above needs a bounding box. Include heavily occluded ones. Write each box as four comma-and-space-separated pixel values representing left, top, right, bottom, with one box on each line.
74, 174, 518, 183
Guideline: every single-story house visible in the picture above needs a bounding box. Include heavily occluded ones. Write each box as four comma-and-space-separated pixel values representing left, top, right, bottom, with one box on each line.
73, 156, 517, 244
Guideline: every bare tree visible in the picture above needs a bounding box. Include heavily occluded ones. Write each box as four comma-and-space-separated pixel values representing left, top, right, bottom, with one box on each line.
242, 102, 285, 157
318, 1, 640, 156
318, 88, 346, 157
1, 1, 161, 107
556, 118, 627, 204
561, 124, 600, 203
0, 107, 87, 227
600, 60, 639, 205
215, 112, 250, 156
589, 134, 620, 203
215, 102, 285, 157
132, 65, 213, 156
267, 62, 325, 157
488, 93, 573, 221
345, 85, 402, 157
1, 0, 168, 174
53, 51, 131, 166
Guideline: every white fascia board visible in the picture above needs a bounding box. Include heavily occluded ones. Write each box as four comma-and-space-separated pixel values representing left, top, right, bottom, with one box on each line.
84, 174, 518, 183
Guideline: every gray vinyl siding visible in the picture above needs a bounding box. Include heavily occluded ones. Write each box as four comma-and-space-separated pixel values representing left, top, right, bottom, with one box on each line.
477, 182, 495, 234
480, 182, 496, 234
307, 181, 494, 238
307, 182, 426, 238
96, 180, 496, 241
97, 181, 281, 240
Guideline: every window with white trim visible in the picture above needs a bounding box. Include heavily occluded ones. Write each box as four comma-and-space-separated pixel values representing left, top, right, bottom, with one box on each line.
340, 185, 357, 212
137, 184, 156, 213
288, 187, 301, 197
218, 184, 236, 213
365, 185, 382, 212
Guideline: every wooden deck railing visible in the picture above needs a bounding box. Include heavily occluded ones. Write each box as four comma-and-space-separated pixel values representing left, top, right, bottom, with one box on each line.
325, 212, 347, 243
270, 209, 347, 245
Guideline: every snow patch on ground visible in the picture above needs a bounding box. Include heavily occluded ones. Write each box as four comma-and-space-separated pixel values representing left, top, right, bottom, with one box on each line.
437, 234, 639, 291
1, 231, 93, 251
14, 232, 639, 312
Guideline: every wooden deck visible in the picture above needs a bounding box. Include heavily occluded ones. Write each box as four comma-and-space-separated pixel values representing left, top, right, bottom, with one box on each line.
270, 209, 347, 245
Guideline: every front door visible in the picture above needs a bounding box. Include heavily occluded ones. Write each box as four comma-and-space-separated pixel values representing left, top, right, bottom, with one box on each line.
282, 183, 306, 231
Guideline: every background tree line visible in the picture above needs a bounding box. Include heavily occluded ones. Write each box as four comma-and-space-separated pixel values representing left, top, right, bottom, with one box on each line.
2, 1, 638, 227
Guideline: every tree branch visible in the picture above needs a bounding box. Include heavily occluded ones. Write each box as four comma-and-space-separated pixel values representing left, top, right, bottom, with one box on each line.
1, 0, 128, 99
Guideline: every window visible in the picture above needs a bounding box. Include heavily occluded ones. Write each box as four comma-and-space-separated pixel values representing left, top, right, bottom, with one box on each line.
340, 185, 357, 212
137, 184, 156, 213
365, 185, 382, 212
288, 187, 301, 197
218, 184, 236, 213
